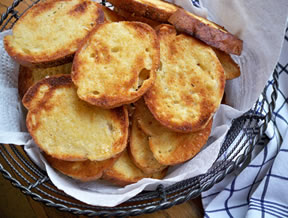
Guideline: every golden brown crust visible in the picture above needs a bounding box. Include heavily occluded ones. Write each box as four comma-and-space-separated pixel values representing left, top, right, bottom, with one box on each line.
4, 0, 105, 67
103, 149, 167, 186
44, 153, 119, 182
72, 21, 160, 109
135, 99, 213, 165
144, 24, 225, 133
23, 75, 129, 161
108, 0, 179, 22
168, 9, 243, 55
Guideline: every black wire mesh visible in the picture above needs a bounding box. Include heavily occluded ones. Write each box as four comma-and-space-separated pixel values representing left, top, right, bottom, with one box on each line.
0, 0, 279, 217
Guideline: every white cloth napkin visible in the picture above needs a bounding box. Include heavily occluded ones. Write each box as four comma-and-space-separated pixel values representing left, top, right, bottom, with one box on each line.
0, 0, 288, 207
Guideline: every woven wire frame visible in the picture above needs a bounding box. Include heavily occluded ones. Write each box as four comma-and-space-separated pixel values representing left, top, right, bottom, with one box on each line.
0, 0, 279, 217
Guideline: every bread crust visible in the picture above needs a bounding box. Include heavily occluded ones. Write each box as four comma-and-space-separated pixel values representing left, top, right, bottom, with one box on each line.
108, 0, 179, 22
72, 21, 160, 109
145, 24, 225, 133
23, 75, 129, 161
4, 0, 105, 67
168, 9, 243, 55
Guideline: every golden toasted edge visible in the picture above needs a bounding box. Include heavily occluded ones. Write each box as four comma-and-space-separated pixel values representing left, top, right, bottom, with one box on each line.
18, 65, 34, 99
108, 0, 179, 22
168, 9, 243, 55
44, 153, 120, 182
4, 1, 105, 67
72, 21, 160, 109
101, 5, 125, 22
213, 49, 241, 80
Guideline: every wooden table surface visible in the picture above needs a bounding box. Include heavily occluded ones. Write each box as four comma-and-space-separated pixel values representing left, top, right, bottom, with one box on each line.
0, 1, 204, 217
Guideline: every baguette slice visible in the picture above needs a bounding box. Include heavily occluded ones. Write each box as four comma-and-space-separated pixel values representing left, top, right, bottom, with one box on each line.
213, 49, 241, 80
129, 113, 166, 174
72, 21, 160, 109
145, 25, 225, 133
135, 99, 212, 165
44, 153, 119, 182
168, 9, 243, 55
18, 63, 72, 99
103, 149, 167, 186
4, 0, 104, 67
108, 0, 179, 22
101, 5, 125, 22
23, 75, 129, 161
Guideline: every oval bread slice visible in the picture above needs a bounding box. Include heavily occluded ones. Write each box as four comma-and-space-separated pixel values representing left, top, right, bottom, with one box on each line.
103, 149, 167, 186
23, 75, 129, 161
145, 24, 225, 133
4, 0, 104, 67
108, 0, 179, 22
129, 114, 166, 174
72, 21, 160, 108
44, 153, 119, 182
18, 63, 72, 98
168, 9, 243, 55
135, 99, 213, 165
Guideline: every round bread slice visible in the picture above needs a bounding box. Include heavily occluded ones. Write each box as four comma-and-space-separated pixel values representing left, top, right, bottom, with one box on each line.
4, 0, 104, 67
18, 63, 72, 99
135, 99, 213, 165
44, 153, 119, 182
108, 0, 179, 22
145, 24, 225, 133
72, 21, 160, 109
129, 113, 166, 174
103, 149, 167, 186
23, 75, 129, 161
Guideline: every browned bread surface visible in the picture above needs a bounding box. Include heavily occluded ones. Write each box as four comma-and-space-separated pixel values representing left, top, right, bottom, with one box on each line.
23, 75, 129, 161
135, 99, 213, 165
4, 0, 104, 67
108, 0, 179, 22
168, 9, 243, 55
72, 21, 160, 108
103, 149, 167, 186
129, 113, 166, 174
101, 5, 125, 22
18, 63, 72, 98
213, 49, 241, 80
145, 24, 225, 133
44, 153, 118, 182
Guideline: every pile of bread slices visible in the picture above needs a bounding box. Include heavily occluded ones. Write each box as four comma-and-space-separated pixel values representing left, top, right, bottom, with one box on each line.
4, 0, 242, 186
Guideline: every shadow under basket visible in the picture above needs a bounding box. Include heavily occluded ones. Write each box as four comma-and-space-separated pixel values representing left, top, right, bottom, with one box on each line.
0, 0, 279, 217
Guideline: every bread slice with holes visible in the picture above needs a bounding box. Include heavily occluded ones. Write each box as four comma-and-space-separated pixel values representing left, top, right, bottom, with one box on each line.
18, 63, 72, 98
72, 21, 160, 109
129, 113, 166, 174
213, 49, 241, 80
145, 24, 225, 133
103, 149, 167, 186
114, 7, 161, 28
134, 99, 213, 165
101, 5, 125, 22
4, 0, 104, 67
23, 75, 129, 161
168, 9, 243, 55
108, 0, 179, 22
44, 153, 119, 182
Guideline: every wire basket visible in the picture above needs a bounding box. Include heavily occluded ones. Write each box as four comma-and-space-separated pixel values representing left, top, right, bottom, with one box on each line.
0, 0, 279, 217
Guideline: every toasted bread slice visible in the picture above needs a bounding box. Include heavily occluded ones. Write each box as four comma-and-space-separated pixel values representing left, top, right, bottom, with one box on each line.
108, 0, 179, 22
114, 7, 161, 28
145, 25, 225, 133
135, 99, 213, 165
168, 9, 243, 55
44, 153, 119, 182
213, 49, 241, 80
23, 75, 129, 161
129, 114, 166, 174
72, 21, 160, 109
103, 149, 167, 186
4, 0, 104, 67
18, 63, 72, 98
101, 5, 125, 22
